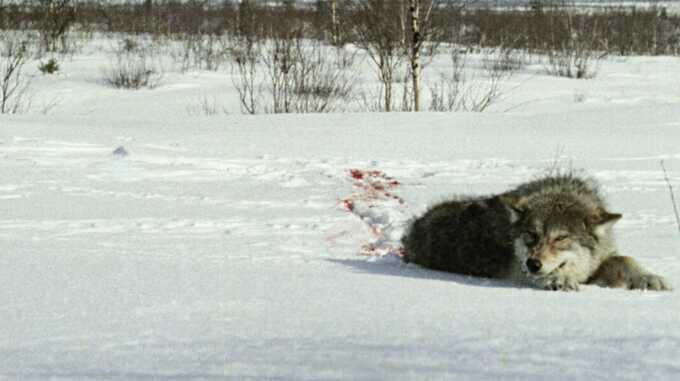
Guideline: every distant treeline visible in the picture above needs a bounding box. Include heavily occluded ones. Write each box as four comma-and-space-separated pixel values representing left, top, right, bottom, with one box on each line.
1, 0, 679, 55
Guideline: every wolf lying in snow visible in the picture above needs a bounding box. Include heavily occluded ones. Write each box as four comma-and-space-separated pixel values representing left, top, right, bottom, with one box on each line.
402, 175, 672, 291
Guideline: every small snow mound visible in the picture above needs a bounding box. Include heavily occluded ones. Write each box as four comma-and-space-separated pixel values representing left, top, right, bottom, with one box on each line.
112, 146, 128, 157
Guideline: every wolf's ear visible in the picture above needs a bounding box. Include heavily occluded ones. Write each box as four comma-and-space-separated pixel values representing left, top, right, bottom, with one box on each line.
501, 195, 529, 223
588, 208, 622, 237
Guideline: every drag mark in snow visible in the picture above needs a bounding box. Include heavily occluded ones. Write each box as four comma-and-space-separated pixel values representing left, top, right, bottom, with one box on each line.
340, 169, 412, 257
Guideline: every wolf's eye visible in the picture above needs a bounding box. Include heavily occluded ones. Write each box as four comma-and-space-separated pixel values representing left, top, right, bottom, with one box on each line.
522, 231, 538, 246
554, 234, 570, 242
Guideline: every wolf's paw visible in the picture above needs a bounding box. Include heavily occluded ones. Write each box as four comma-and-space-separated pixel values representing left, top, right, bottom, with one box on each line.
536, 274, 581, 291
628, 273, 672, 291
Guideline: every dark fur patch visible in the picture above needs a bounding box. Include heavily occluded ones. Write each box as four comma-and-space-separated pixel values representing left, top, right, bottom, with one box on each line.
402, 196, 515, 278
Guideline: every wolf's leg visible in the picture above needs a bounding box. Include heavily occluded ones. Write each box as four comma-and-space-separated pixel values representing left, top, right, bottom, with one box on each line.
589, 256, 672, 291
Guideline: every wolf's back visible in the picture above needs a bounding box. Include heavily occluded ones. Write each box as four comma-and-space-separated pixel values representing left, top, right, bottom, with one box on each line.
402, 196, 516, 278
507, 174, 606, 208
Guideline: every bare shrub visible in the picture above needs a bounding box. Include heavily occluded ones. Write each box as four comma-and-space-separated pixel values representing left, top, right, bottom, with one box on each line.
1, 36, 32, 114
295, 46, 355, 113
429, 47, 512, 112
230, 36, 262, 115
261, 37, 296, 114
399, 68, 414, 112
355, 86, 385, 112
186, 94, 227, 116
545, 36, 606, 79
263, 38, 355, 113
661, 160, 680, 235
346, 0, 405, 112
535, 8, 607, 79
230, 35, 355, 114
36, 0, 76, 54
171, 32, 229, 72
102, 41, 163, 90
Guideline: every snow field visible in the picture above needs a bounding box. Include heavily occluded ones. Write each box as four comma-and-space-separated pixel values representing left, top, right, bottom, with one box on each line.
1, 37, 680, 379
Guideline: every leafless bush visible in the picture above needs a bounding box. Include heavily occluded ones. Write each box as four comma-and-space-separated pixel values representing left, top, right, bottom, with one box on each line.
1, 36, 32, 114
262, 38, 355, 113
356, 86, 385, 112
289, 46, 355, 113
186, 94, 227, 116
661, 160, 680, 235
429, 48, 512, 112
261, 37, 297, 113
230, 36, 262, 115
545, 43, 605, 79
102, 41, 163, 89
346, 0, 405, 112
544, 12, 607, 80
35, 0, 76, 54
399, 69, 414, 112
171, 32, 229, 72
483, 45, 525, 73
230, 36, 356, 114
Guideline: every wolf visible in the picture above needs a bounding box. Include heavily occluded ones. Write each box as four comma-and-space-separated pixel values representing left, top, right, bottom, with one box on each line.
401, 175, 672, 291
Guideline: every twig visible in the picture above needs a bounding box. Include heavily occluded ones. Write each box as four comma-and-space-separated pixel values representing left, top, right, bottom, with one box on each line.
660, 160, 680, 235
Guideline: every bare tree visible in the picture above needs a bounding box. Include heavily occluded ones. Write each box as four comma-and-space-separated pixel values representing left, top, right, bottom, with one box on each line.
660, 160, 680, 235
347, 0, 404, 112
1, 36, 31, 114
36, 0, 76, 53
230, 35, 262, 115
331, 0, 340, 45
0, 0, 5, 30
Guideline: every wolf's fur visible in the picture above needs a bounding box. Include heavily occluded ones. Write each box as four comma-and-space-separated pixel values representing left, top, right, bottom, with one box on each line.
402, 175, 672, 291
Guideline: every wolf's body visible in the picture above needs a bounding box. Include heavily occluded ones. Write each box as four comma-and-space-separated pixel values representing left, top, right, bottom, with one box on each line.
401, 175, 671, 291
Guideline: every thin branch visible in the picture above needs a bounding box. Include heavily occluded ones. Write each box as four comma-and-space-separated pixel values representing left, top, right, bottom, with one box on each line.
661, 160, 680, 235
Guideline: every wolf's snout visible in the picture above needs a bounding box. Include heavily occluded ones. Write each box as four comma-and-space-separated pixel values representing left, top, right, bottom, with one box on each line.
526, 258, 542, 273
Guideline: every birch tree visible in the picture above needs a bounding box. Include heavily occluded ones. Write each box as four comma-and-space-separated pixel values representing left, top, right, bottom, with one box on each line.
406, 0, 456, 111
331, 0, 340, 45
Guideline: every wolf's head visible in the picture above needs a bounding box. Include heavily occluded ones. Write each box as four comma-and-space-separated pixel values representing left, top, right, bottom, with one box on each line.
505, 192, 621, 280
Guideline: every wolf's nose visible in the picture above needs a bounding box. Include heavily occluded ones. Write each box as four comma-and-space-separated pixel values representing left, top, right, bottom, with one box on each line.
526, 258, 542, 273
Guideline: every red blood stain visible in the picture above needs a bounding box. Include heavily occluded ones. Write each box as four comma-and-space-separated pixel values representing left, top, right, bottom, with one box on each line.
349, 169, 364, 180
342, 198, 354, 212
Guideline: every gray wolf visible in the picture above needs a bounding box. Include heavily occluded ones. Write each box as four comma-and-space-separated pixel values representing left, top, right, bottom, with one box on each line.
401, 175, 672, 291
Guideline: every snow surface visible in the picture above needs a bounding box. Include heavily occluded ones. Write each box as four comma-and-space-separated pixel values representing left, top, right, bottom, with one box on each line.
1, 40, 680, 380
